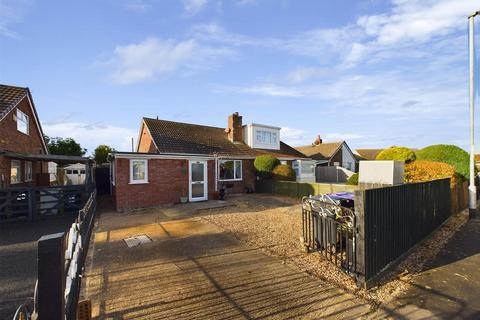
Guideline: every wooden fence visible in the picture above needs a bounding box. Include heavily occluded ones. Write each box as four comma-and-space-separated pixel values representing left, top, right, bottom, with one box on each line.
354, 178, 453, 288
451, 181, 468, 215
0, 185, 91, 222
256, 180, 357, 198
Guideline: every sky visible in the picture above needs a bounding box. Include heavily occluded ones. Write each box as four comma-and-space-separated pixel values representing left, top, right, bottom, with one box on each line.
0, 0, 479, 155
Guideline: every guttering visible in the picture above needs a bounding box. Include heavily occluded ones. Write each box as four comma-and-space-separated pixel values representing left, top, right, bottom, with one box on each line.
112, 152, 256, 160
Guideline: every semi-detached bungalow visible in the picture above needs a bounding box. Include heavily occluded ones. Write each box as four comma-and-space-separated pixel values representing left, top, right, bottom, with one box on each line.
110, 113, 313, 211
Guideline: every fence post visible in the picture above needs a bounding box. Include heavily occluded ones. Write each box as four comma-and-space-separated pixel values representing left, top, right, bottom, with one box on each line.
354, 190, 367, 289
38, 232, 66, 320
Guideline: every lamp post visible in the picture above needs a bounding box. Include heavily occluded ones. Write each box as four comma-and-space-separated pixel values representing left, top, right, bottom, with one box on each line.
468, 11, 479, 219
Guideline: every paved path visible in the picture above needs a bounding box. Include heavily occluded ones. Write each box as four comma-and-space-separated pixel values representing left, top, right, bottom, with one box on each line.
0, 216, 75, 319
372, 218, 480, 319
84, 204, 371, 319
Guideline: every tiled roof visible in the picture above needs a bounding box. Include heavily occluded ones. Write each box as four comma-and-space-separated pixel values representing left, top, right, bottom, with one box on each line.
143, 117, 306, 159
354, 149, 383, 160
0, 84, 28, 120
294, 142, 344, 161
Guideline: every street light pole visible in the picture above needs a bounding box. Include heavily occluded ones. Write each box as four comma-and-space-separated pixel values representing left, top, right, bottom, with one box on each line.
468, 11, 479, 219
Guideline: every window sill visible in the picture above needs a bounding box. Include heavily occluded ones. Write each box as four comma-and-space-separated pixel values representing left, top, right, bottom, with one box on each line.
129, 180, 149, 185
218, 178, 243, 182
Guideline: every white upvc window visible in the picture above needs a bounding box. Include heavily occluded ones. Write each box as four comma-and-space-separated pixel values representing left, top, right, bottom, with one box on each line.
11, 160, 21, 184
25, 161, 33, 182
129, 159, 148, 184
16, 109, 29, 135
218, 160, 242, 181
255, 130, 277, 144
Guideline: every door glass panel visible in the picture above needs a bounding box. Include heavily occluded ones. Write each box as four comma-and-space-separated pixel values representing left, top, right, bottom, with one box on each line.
192, 183, 204, 198
191, 163, 204, 182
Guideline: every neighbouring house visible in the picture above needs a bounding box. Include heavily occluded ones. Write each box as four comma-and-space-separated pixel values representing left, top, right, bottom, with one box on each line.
110, 113, 312, 211
0, 84, 50, 188
354, 149, 384, 161
295, 136, 358, 172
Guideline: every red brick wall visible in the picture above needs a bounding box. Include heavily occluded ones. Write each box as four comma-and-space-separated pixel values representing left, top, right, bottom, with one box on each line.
0, 96, 48, 188
114, 157, 256, 211
137, 123, 157, 153
0, 97, 46, 154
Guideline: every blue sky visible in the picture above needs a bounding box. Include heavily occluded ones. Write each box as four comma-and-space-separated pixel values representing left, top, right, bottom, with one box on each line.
0, 0, 479, 154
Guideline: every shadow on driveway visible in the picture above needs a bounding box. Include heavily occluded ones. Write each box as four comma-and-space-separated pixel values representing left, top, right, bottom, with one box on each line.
0, 216, 75, 319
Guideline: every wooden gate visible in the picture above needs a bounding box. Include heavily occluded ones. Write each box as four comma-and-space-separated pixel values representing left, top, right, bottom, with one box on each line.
95, 167, 110, 195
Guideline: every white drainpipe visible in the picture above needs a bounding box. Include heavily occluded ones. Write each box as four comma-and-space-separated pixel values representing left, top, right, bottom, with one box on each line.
214, 153, 218, 192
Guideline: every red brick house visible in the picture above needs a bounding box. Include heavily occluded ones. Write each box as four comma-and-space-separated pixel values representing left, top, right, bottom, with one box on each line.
0, 84, 50, 189
110, 113, 310, 211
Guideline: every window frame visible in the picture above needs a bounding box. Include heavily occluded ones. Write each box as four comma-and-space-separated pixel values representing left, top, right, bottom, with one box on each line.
218, 159, 243, 181
16, 109, 29, 135
11, 160, 21, 184
24, 161, 33, 182
129, 159, 149, 184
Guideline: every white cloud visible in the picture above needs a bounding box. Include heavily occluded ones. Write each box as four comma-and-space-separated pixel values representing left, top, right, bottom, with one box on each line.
101, 37, 233, 84
280, 127, 310, 146
183, 0, 208, 16
218, 84, 303, 97
42, 122, 137, 154
123, 0, 150, 13
324, 133, 364, 141
357, 0, 478, 45
0, 0, 32, 39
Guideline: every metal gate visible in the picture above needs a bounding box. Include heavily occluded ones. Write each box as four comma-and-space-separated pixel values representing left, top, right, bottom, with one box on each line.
301, 197, 357, 275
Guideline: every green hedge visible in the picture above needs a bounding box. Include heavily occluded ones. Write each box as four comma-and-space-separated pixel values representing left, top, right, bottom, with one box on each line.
376, 146, 416, 163
416, 144, 472, 181
254, 155, 280, 178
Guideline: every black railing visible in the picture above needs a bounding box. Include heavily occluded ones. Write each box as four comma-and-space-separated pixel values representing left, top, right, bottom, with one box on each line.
0, 185, 89, 222
302, 197, 357, 276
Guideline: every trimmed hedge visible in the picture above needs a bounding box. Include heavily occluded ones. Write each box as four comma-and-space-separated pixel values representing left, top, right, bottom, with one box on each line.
405, 160, 457, 186
272, 164, 296, 181
416, 144, 471, 181
346, 173, 359, 185
376, 146, 416, 163
254, 155, 280, 178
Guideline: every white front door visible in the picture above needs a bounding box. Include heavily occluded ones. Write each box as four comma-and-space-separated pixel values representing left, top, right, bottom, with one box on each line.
189, 160, 208, 202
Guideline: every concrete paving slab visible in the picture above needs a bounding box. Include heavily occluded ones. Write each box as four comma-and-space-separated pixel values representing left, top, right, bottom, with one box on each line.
84, 206, 372, 319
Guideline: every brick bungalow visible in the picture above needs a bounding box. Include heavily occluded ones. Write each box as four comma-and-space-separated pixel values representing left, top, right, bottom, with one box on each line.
110, 113, 312, 211
295, 136, 358, 172
0, 84, 50, 189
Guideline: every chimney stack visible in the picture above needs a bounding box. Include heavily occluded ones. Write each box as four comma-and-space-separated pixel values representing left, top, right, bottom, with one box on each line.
226, 112, 243, 142
313, 134, 322, 145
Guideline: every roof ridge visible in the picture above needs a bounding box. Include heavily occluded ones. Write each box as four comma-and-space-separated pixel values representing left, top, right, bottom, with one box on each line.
0, 84, 28, 90
143, 116, 224, 130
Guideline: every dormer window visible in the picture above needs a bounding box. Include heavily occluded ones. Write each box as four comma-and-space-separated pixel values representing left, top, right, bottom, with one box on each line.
16, 109, 29, 135
256, 131, 277, 144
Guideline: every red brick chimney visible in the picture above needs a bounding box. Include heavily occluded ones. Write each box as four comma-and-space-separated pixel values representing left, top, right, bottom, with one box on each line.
226, 112, 243, 142
313, 134, 323, 145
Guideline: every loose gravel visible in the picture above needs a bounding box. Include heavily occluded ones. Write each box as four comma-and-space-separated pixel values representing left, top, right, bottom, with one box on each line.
199, 194, 469, 306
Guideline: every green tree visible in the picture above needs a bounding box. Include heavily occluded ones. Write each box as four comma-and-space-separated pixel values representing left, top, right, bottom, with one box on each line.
44, 135, 87, 156
93, 145, 115, 164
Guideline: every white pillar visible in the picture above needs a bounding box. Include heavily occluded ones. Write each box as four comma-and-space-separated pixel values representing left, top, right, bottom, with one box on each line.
468, 13, 478, 218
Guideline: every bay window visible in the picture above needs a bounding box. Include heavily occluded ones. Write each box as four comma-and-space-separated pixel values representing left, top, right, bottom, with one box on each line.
219, 160, 242, 181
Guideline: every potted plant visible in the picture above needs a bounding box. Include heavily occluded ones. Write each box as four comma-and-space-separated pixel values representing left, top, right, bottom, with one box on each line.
176, 185, 188, 203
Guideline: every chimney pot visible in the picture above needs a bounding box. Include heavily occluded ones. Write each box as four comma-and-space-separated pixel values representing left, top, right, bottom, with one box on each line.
314, 135, 322, 145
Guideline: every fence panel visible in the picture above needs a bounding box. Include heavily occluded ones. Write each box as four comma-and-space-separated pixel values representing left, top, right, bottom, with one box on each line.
256, 180, 357, 198
355, 178, 452, 287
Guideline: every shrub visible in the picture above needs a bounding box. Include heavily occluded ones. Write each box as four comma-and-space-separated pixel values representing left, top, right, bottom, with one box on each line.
254, 155, 280, 178
404, 160, 458, 186
416, 144, 472, 181
346, 173, 359, 185
375, 146, 416, 163
272, 164, 296, 181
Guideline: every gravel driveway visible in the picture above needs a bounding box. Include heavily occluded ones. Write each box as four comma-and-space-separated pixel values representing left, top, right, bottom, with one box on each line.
84, 198, 372, 319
